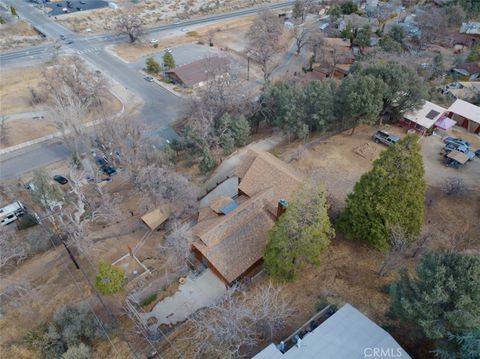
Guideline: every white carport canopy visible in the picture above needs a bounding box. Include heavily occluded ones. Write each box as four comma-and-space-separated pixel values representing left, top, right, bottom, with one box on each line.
404, 101, 447, 129
447, 99, 480, 124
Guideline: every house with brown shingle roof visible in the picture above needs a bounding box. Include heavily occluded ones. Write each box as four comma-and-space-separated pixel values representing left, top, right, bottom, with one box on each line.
191, 150, 303, 285
165, 56, 229, 88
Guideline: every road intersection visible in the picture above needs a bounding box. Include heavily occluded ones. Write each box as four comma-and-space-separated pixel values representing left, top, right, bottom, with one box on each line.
0, 0, 295, 180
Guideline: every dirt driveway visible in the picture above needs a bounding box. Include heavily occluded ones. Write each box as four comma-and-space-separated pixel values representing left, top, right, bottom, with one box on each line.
420, 134, 480, 190
279, 125, 480, 209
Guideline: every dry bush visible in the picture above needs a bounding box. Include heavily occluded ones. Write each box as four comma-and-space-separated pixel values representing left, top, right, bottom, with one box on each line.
441, 177, 468, 197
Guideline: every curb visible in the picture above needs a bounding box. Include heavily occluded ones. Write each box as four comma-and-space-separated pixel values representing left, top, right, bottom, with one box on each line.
139, 69, 187, 99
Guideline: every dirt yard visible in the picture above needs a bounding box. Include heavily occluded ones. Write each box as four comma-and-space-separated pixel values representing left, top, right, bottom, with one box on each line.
0, 21, 45, 52
56, 0, 277, 33
0, 66, 44, 115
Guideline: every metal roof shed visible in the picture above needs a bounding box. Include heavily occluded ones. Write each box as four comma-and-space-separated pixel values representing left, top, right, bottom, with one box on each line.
254, 304, 411, 359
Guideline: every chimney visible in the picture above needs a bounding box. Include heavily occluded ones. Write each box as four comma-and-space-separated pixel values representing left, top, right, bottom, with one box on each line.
277, 199, 288, 219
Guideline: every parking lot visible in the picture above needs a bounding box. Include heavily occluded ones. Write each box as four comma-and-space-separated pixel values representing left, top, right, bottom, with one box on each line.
133, 43, 226, 71
46, 0, 108, 16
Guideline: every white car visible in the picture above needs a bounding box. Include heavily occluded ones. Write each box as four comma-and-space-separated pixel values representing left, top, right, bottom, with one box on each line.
165, 48, 172, 53
181, 28, 188, 32
150, 39, 158, 44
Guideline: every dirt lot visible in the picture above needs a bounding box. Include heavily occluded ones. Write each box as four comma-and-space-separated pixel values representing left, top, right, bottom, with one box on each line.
0, 21, 45, 52
56, 0, 276, 33
0, 66, 122, 148
0, 66, 44, 116
112, 16, 255, 63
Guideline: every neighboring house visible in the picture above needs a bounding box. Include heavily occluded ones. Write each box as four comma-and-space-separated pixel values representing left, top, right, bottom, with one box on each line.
446, 99, 480, 134
401, 101, 447, 135
165, 56, 229, 88
254, 303, 411, 359
450, 62, 480, 81
191, 150, 303, 285
447, 82, 480, 102
458, 22, 480, 47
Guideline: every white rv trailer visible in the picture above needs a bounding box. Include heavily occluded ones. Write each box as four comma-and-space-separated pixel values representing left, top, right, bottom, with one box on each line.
0, 201, 25, 226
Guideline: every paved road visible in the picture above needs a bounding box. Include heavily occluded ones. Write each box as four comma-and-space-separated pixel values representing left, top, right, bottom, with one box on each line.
0, 0, 295, 180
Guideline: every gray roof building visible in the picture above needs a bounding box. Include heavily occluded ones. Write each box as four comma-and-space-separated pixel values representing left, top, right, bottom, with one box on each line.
253, 304, 411, 359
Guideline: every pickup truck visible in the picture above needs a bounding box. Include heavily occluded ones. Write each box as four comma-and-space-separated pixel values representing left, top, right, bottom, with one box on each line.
442, 144, 476, 160
373, 130, 400, 146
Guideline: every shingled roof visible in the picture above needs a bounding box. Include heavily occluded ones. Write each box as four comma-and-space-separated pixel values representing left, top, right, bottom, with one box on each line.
166, 56, 229, 87
235, 149, 303, 213
192, 189, 275, 284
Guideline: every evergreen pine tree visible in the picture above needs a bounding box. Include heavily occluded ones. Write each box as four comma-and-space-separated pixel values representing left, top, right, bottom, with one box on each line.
338, 134, 426, 250
264, 181, 334, 281
390, 251, 480, 357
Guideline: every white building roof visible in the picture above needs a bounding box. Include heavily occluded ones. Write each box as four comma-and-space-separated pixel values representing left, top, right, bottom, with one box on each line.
447, 99, 480, 124
460, 22, 480, 35
253, 304, 411, 359
403, 101, 447, 129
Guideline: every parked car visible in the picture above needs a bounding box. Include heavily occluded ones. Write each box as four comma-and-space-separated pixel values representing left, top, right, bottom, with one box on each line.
373, 130, 400, 146
475, 149, 480, 158
53, 175, 69, 185
165, 48, 172, 53
144, 76, 154, 82
101, 165, 117, 176
443, 137, 471, 149
59, 34, 66, 40
443, 144, 476, 160
65, 39, 74, 44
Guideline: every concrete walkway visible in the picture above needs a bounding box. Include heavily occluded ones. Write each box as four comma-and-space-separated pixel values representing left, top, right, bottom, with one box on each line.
141, 268, 227, 328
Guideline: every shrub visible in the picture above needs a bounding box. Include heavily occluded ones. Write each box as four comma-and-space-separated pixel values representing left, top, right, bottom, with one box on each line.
17, 214, 38, 230
95, 261, 125, 295
26, 305, 106, 358
140, 293, 158, 307
441, 177, 467, 196
62, 343, 91, 359
199, 148, 217, 175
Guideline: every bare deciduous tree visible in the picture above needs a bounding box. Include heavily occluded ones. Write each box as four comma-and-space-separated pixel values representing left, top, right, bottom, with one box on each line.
0, 231, 28, 270
294, 26, 309, 55
247, 9, 283, 83
135, 165, 198, 218
94, 111, 152, 176
188, 282, 293, 358
116, 13, 144, 43
42, 57, 108, 158
378, 226, 409, 276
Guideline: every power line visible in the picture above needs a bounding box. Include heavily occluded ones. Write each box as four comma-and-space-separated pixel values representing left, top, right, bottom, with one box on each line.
37, 220, 123, 358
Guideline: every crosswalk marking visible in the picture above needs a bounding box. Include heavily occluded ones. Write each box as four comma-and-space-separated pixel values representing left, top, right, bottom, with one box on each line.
76, 48, 102, 54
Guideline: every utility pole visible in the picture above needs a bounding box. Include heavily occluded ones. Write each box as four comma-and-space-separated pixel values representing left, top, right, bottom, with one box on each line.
38, 216, 140, 359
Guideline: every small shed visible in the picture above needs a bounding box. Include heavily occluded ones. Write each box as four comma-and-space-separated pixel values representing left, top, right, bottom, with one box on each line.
141, 207, 170, 230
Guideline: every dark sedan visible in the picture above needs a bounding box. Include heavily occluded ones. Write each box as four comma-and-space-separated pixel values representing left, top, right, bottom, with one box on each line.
53, 175, 69, 185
